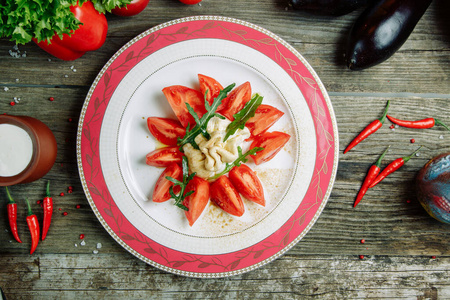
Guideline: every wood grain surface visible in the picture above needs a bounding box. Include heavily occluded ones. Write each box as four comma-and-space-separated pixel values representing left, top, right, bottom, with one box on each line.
1, 0, 449, 298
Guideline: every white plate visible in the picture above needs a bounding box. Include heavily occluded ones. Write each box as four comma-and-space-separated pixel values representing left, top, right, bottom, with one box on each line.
77, 16, 339, 277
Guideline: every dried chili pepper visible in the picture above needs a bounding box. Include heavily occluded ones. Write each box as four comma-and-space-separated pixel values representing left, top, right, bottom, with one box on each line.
25, 197, 40, 254
369, 146, 422, 188
5, 187, 22, 243
344, 101, 390, 154
41, 181, 53, 241
386, 115, 450, 131
353, 146, 390, 207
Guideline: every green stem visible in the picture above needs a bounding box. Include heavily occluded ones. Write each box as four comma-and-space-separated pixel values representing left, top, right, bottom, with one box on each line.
5, 187, 15, 204
374, 145, 390, 168
25, 197, 33, 216
403, 146, 423, 163
379, 100, 390, 123
435, 119, 450, 131
46, 180, 51, 198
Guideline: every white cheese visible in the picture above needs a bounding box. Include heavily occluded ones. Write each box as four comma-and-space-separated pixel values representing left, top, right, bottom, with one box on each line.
183, 116, 250, 179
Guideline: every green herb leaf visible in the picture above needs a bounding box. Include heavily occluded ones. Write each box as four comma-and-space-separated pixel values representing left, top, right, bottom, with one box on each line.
177, 83, 235, 151
209, 146, 264, 180
0, 0, 132, 44
223, 93, 263, 142
165, 156, 196, 211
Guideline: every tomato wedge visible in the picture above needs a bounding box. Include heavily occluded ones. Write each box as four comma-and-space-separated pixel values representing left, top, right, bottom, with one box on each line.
246, 104, 284, 137
182, 176, 210, 226
152, 163, 182, 203
210, 176, 245, 217
198, 74, 224, 106
250, 131, 291, 165
217, 81, 252, 120
147, 117, 185, 146
229, 164, 265, 206
146, 147, 184, 168
162, 85, 207, 128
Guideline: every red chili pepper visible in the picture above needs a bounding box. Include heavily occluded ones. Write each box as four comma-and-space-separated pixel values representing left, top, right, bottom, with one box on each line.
25, 198, 40, 254
353, 146, 390, 207
369, 146, 422, 188
344, 101, 390, 154
5, 187, 22, 243
386, 115, 450, 131
41, 181, 53, 241
32, 1, 108, 61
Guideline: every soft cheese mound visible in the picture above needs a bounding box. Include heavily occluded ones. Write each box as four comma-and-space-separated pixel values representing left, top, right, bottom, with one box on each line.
183, 116, 250, 179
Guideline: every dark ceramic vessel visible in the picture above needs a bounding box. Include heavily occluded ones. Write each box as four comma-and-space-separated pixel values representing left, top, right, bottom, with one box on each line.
0, 115, 57, 186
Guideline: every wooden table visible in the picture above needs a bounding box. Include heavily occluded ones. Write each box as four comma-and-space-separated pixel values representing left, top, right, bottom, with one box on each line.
1, 0, 449, 298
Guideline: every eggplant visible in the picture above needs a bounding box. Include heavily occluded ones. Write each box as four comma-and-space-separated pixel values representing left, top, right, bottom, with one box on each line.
290, 0, 372, 16
346, 0, 432, 70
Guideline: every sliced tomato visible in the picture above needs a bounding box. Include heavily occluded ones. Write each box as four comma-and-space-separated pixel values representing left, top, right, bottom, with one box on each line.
162, 85, 207, 128
198, 74, 224, 105
250, 131, 291, 165
246, 104, 284, 137
182, 176, 210, 226
147, 117, 185, 146
217, 81, 252, 120
210, 176, 245, 217
229, 164, 265, 206
146, 147, 183, 168
152, 163, 182, 203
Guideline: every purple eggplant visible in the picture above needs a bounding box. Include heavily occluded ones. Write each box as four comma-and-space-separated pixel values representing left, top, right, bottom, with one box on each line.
346, 0, 432, 70
290, 0, 372, 16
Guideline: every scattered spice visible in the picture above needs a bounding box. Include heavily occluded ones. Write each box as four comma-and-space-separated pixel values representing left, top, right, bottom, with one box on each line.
5, 187, 22, 243
60, 192, 65, 197
344, 101, 390, 154
9, 101, 15, 106
79, 234, 85, 239
36, 200, 41, 205
360, 239, 365, 244
431, 256, 436, 259
68, 118, 73, 122
49, 97, 54, 101
76, 204, 81, 209
389, 124, 395, 129
410, 138, 415, 143
359, 255, 364, 259
369, 146, 422, 188
62, 212, 68, 216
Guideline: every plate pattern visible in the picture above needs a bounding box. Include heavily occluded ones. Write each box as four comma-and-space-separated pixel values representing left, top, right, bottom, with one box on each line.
77, 16, 338, 277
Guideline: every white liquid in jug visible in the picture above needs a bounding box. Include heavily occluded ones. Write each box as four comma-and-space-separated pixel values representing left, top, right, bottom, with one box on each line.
0, 124, 33, 177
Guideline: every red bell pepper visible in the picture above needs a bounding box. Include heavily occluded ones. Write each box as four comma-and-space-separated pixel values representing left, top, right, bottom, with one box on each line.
33, 1, 108, 60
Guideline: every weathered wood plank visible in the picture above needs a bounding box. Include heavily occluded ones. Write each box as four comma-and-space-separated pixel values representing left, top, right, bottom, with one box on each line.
1, 254, 449, 299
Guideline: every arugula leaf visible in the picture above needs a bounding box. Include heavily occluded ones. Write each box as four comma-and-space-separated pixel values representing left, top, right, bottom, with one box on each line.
223, 93, 263, 142
165, 156, 196, 211
177, 83, 235, 150
209, 146, 264, 180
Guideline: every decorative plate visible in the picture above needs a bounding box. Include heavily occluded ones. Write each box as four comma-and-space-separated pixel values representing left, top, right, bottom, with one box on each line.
77, 16, 339, 278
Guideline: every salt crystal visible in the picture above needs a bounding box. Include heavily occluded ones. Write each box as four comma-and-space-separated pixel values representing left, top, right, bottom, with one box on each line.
64, 75, 68, 78
5, 229, 8, 232
75, 243, 78, 247
415, 152, 420, 157
80, 240, 86, 246
93, 250, 99, 254
13, 45, 18, 51
395, 125, 399, 128
70, 65, 74, 69
48, 59, 52, 62
73, 69, 77, 72
439, 135, 444, 140
4, 87, 9, 92
96, 243, 102, 249
15, 79, 19, 82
